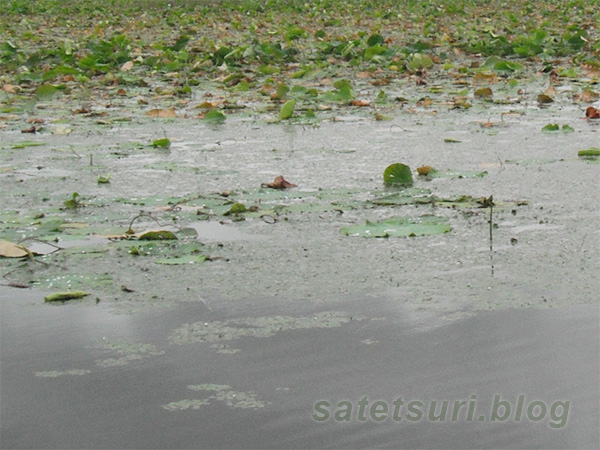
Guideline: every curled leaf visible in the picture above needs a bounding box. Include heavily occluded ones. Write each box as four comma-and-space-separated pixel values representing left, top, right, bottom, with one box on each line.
586, 106, 600, 119
261, 175, 297, 189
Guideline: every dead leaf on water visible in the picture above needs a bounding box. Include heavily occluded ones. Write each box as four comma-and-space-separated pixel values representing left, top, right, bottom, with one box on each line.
261, 175, 297, 189
120, 61, 134, 72
2, 84, 21, 94
537, 93, 554, 104
573, 90, 599, 103
0, 239, 29, 258
586, 106, 600, 119
147, 107, 177, 118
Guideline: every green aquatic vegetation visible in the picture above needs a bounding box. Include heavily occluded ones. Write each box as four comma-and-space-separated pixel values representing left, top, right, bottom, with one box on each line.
169, 311, 357, 345
152, 138, 171, 148
341, 216, 451, 238
279, 99, 296, 119
44, 290, 90, 302
203, 109, 226, 124
383, 163, 413, 186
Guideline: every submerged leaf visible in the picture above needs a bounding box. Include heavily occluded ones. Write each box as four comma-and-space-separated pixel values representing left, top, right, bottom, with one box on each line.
341, 216, 451, 238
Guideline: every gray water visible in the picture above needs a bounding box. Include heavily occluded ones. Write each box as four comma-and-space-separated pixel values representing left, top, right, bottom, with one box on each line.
1, 286, 598, 449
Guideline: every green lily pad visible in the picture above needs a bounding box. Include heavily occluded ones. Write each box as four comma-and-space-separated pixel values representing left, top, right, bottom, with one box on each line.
578, 147, 600, 161
152, 138, 171, 148
383, 163, 413, 186
203, 109, 226, 124
341, 216, 451, 238
36, 84, 58, 100
541, 123, 560, 132
138, 230, 177, 240
279, 99, 296, 120
422, 169, 488, 179
370, 188, 434, 206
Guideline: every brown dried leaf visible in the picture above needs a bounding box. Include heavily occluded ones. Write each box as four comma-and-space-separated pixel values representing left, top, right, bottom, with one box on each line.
0, 239, 29, 258
120, 61, 134, 72
586, 106, 600, 119
352, 99, 371, 107
573, 90, 600, 103
21, 126, 36, 134
261, 175, 297, 190
2, 84, 21, 94
417, 165, 433, 175
147, 107, 177, 118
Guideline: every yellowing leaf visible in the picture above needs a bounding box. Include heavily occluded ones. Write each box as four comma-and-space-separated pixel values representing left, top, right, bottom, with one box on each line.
147, 107, 177, 118
0, 239, 29, 258
120, 60, 134, 72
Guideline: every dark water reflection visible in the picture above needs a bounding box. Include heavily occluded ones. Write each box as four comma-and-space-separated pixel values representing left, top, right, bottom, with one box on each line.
1, 286, 598, 449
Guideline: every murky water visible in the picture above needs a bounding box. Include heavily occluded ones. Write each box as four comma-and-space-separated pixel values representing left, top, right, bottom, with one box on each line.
1, 84, 599, 449
1, 286, 598, 449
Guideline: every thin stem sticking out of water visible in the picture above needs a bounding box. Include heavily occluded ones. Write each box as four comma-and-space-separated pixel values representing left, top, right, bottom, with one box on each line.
484, 195, 495, 277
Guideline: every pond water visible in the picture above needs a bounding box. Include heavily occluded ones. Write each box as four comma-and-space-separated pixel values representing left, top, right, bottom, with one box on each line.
1, 286, 598, 449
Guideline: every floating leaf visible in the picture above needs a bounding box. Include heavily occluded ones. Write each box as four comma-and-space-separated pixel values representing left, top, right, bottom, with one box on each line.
370, 188, 434, 206
279, 99, 296, 120
408, 53, 433, 71
36, 84, 58, 100
586, 106, 600, 119
137, 230, 177, 240
578, 148, 600, 160
224, 202, 247, 216
421, 168, 488, 179
443, 138, 461, 143
537, 94, 554, 104
63, 192, 80, 209
383, 163, 413, 186
561, 124, 574, 133
152, 138, 171, 148
97, 174, 111, 184
578, 148, 600, 157
341, 216, 451, 238
0, 239, 29, 258
147, 107, 177, 118
417, 165, 433, 175
203, 109, 226, 124
12, 141, 45, 149
261, 175, 297, 189
156, 255, 206, 265
541, 123, 559, 132
44, 291, 90, 302
474, 87, 493, 99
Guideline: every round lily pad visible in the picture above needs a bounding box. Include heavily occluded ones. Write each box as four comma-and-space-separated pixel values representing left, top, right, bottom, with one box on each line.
341, 216, 451, 238
383, 163, 413, 186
